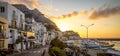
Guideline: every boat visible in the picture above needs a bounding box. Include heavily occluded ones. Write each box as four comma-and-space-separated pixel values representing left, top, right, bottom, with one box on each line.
81, 40, 114, 49
82, 40, 101, 49
98, 42, 114, 49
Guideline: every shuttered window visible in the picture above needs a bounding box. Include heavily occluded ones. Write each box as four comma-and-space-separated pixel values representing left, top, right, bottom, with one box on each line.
0, 7, 5, 13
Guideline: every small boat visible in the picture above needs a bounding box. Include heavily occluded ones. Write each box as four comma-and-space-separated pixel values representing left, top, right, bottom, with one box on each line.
99, 41, 114, 46
82, 40, 114, 49
82, 40, 101, 49
99, 42, 114, 49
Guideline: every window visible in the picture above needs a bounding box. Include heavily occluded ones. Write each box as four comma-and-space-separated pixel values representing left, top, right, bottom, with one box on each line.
0, 25, 2, 33
12, 11, 16, 18
20, 15, 23, 29
11, 11, 17, 28
0, 25, 4, 38
0, 40, 4, 48
0, 7, 5, 13
11, 19, 16, 28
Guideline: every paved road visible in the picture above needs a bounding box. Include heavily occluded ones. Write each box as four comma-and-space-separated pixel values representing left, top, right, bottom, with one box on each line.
7, 47, 49, 56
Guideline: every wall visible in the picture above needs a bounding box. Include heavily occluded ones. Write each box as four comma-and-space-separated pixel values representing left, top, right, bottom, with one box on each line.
0, 2, 25, 45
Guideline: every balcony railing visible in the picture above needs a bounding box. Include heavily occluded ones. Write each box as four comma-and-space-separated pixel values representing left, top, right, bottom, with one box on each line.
9, 25, 17, 29
24, 28, 32, 32
0, 33, 5, 39
18, 27, 24, 31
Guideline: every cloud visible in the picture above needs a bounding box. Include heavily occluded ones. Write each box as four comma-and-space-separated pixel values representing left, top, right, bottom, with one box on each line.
54, 4, 120, 20
0, 0, 43, 9
56, 10, 87, 19
55, 11, 78, 19
0, 0, 55, 18
88, 6, 120, 20
79, 10, 87, 16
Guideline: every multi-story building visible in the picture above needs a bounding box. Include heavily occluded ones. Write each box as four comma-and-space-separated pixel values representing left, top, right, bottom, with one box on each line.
12, 4, 50, 46
47, 30, 58, 43
0, 2, 25, 50
37, 23, 47, 46
0, 2, 59, 50
0, 17, 9, 49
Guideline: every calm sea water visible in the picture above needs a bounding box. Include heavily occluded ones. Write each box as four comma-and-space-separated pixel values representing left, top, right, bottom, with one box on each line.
101, 41, 120, 51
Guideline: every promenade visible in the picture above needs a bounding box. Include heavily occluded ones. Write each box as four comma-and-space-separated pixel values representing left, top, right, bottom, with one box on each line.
7, 47, 49, 56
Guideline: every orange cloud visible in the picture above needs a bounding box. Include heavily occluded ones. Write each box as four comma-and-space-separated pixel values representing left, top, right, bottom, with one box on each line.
0, 0, 54, 18
88, 6, 120, 20
55, 11, 77, 19
53, 5, 120, 20
72, 11, 79, 16
55, 10, 87, 19
0, 0, 43, 9
79, 10, 88, 16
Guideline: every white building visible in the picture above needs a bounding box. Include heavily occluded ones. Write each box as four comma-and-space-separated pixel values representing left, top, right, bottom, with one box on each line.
47, 30, 58, 43
31, 21, 48, 46
0, 2, 25, 50
40, 23, 48, 46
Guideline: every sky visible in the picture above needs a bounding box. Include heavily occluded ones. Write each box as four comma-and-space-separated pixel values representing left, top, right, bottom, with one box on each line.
40, 0, 120, 38
1, 0, 120, 38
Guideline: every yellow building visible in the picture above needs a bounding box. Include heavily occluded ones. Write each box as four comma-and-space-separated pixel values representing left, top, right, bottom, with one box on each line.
0, 17, 8, 49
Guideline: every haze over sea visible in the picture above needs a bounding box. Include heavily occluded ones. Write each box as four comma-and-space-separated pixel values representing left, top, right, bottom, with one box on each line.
89, 38, 120, 51
105, 41, 120, 51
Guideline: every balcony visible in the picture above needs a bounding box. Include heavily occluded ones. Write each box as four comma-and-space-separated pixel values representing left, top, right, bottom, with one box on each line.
0, 33, 5, 39
25, 25, 33, 32
18, 26, 24, 31
25, 28, 32, 32
9, 25, 17, 29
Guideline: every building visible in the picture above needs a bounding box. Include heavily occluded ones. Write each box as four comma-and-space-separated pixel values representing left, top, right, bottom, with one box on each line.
12, 4, 50, 46
0, 17, 9, 49
41, 23, 48, 46
0, 2, 25, 50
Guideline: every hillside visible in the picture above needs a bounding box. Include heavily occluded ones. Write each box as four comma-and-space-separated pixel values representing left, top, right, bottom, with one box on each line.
12, 4, 60, 31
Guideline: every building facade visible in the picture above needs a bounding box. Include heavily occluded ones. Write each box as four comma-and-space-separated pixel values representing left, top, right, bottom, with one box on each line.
0, 2, 25, 50
0, 17, 9, 49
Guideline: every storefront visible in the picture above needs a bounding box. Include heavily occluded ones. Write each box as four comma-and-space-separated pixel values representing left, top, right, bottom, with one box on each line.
0, 39, 4, 49
0, 39, 8, 49
0, 17, 8, 49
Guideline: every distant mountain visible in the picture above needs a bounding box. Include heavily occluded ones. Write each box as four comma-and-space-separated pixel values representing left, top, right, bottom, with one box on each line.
12, 4, 60, 31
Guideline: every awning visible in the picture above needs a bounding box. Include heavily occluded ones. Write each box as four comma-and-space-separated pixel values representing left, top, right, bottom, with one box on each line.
0, 17, 9, 32
33, 41, 40, 45
0, 17, 8, 24
27, 32, 35, 37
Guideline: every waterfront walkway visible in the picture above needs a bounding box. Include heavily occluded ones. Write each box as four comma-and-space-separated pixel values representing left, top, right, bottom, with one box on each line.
106, 49, 120, 56
87, 49, 105, 56
7, 47, 49, 56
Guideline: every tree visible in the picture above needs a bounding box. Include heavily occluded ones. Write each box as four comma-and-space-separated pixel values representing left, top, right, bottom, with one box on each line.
50, 37, 67, 49
15, 36, 22, 44
49, 47, 67, 56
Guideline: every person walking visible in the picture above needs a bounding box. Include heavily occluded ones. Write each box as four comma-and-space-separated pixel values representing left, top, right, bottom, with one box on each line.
0, 49, 7, 56
41, 49, 46, 56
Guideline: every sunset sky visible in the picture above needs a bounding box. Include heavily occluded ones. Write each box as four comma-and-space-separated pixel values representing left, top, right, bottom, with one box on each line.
40, 0, 120, 38
1, 0, 120, 38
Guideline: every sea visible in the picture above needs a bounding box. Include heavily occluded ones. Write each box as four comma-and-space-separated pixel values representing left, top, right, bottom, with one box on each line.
100, 41, 120, 51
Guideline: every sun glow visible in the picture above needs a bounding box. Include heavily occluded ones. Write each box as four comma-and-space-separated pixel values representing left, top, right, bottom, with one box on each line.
58, 25, 68, 31
52, 18, 71, 31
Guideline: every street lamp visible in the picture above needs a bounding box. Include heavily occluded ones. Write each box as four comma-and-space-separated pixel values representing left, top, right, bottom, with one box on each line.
81, 24, 94, 40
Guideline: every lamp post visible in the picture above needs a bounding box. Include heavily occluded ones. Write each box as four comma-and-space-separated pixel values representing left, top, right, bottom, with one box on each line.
81, 24, 94, 41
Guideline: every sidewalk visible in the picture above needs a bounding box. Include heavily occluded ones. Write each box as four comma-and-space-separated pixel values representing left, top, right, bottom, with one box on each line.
6, 49, 31, 56
6, 46, 50, 56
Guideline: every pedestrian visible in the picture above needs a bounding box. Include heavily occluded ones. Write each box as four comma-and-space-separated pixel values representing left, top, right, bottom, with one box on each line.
0, 49, 7, 56
8, 48, 13, 54
41, 49, 46, 56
